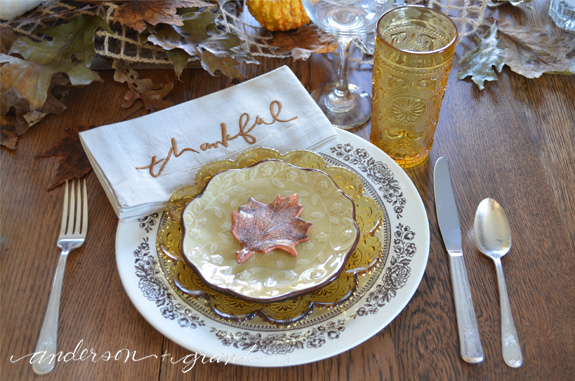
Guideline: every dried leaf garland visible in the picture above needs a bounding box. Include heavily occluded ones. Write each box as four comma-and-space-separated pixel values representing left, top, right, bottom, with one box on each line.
0, 15, 111, 148
146, 8, 258, 79
0, 2, 252, 148
0, 0, 335, 149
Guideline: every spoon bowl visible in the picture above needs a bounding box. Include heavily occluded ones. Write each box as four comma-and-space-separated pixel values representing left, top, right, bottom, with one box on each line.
474, 199, 512, 259
474, 198, 523, 368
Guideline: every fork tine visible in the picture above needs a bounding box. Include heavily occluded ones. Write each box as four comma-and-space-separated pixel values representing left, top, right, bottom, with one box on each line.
81, 180, 88, 235
69, 181, 76, 235
74, 180, 82, 235
60, 181, 69, 237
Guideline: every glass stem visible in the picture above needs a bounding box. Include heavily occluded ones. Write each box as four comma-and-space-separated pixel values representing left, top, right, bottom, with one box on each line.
336, 37, 351, 96
327, 37, 354, 112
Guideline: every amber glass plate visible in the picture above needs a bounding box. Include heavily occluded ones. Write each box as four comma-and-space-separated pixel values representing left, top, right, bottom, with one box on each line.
156, 148, 387, 326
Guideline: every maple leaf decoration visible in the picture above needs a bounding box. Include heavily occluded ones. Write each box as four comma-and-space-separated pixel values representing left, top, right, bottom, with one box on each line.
457, 23, 504, 90
230, 194, 313, 264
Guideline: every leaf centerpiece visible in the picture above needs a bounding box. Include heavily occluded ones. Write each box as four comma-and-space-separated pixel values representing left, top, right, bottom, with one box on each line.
230, 194, 313, 264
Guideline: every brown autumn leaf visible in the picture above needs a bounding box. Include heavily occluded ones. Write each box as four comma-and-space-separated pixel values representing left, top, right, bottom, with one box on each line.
121, 77, 174, 111
230, 194, 313, 264
497, 21, 575, 78
1, 73, 68, 148
112, 59, 173, 111
113, 0, 215, 33
37, 125, 92, 190
1, 85, 32, 136
0, 117, 18, 149
271, 24, 337, 60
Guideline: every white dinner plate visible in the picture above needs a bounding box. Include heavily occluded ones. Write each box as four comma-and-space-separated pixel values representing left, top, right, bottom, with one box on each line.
115, 129, 430, 367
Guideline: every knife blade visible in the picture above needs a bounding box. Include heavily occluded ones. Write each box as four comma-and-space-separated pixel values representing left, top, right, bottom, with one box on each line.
434, 157, 484, 364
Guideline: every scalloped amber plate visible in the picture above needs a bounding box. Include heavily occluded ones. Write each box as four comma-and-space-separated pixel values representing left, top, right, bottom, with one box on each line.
181, 160, 360, 302
157, 148, 387, 326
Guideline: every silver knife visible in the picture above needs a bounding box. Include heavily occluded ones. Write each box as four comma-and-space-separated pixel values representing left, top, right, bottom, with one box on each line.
434, 157, 484, 364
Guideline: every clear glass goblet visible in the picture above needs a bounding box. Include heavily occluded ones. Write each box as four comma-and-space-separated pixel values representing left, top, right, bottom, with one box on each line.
301, 0, 401, 129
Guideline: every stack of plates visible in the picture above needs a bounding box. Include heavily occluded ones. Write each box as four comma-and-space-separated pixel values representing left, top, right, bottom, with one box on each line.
157, 148, 387, 326
116, 130, 430, 366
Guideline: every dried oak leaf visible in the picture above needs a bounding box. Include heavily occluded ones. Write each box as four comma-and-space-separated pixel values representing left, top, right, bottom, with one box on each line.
8, 15, 108, 87
112, 59, 173, 111
230, 194, 313, 264
37, 125, 92, 190
457, 23, 504, 90
1, 71, 68, 148
0, 53, 54, 109
113, 0, 215, 33
497, 21, 575, 78
271, 24, 337, 60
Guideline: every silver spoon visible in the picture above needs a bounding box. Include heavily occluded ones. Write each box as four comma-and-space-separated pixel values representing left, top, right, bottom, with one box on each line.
474, 198, 523, 368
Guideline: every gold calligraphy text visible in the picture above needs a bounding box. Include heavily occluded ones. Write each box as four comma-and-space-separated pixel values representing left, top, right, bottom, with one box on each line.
136, 100, 297, 177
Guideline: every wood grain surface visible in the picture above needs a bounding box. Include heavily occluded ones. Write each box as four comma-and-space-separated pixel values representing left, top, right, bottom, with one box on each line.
1, 1, 574, 380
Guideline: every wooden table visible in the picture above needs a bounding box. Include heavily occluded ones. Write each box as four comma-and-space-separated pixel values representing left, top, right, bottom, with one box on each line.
2, 1, 574, 380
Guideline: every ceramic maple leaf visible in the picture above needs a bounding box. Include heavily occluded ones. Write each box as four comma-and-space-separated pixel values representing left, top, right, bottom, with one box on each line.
230, 194, 313, 264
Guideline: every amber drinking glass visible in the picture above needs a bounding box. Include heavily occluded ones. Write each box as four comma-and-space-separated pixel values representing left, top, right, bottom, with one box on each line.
370, 6, 457, 168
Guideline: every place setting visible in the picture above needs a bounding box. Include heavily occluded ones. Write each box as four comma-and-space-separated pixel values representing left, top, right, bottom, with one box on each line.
26, 0, 478, 370
9, 0, 563, 376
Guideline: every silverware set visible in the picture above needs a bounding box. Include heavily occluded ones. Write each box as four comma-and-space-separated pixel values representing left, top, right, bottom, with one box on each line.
434, 157, 523, 368
32, 159, 522, 373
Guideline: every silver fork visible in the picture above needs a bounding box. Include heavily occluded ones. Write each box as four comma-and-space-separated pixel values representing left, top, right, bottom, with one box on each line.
32, 180, 88, 375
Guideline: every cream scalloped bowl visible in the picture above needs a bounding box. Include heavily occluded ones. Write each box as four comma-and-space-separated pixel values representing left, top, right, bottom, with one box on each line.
181, 160, 360, 302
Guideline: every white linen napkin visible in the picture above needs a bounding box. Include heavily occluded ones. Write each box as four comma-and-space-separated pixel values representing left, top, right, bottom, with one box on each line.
80, 66, 338, 220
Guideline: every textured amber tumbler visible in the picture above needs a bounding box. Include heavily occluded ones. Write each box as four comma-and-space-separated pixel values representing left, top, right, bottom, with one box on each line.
371, 6, 457, 168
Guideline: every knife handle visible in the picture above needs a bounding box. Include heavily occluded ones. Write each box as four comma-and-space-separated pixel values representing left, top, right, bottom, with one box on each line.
449, 254, 484, 363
